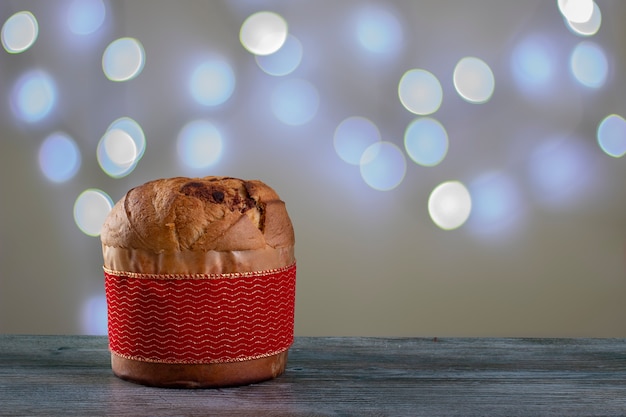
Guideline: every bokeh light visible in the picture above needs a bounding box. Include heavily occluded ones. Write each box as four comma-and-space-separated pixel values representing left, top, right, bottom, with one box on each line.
81, 294, 107, 335
97, 129, 137, 178
527, 136, 592, 206
190, 58, 235, 106
359, 141, 406, 191
66, 0, 106, 35
1, 11, 38, 53
453, 57, 495, 104
558, 0, 594, 23
177, 119, 224, 170
271, 78, 319, 126
334, 116, 381, 165
239, 11, 288, 56
398, 69, 442, 115
467, 171, 525, 236
107, 117, 146, 158
255, 34, 303, 76
11, 70, 57, 123
97, 117, 145, 178
353, 5, 402, 55
428, 181, 472, 231
404, 117, 448, 167
73, 189, 113, 237
570, 41, 608, 88
511, 35, 557, 94
102, 37, 145, 81
597, 114, 626, 158
38, 132, 81, 183
565, 1, 601, 36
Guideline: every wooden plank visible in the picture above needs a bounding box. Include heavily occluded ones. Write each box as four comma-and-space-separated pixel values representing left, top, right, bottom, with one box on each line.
1, 336, 625, 416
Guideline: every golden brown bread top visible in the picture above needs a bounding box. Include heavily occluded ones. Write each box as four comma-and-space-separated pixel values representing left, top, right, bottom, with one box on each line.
100, 176, 294, 253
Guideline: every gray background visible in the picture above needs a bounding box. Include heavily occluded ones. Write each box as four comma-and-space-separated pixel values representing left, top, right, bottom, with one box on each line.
1, 0, 625, 337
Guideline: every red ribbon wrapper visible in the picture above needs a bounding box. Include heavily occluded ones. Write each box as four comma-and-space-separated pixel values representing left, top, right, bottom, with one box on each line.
104, 263, 296, 364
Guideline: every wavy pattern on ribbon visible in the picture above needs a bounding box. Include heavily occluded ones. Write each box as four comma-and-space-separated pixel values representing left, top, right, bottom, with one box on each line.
104, 263, 296, 364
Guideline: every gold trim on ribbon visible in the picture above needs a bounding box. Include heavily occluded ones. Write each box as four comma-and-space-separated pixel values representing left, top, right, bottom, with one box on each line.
103, 261, 296, 280
109, 345, 291, 365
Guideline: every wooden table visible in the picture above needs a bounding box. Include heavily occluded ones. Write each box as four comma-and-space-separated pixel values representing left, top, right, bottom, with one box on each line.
1, 335, 626, 416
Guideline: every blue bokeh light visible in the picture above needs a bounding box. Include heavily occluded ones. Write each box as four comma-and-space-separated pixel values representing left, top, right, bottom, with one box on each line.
398, 69, 442, 115
66, 0, 106, 35
527, 136, 593, 206
38, 132, 81, 183
334, 116, 381, 165
271, 78, 319, 126
255, 34, 303, 76
177, 120, 224, 170
190, 58, 236, 106
404, 117, 448, 167
467, 171, 526, 237
570, 41, 608, 88
81, 294, 107, 335
11, 70, 57, 123
511, 35, 557, 94
360, 141, 406, 191
353, 5, 403, 55
597, 114, 626, 158
102, 37, 145, 82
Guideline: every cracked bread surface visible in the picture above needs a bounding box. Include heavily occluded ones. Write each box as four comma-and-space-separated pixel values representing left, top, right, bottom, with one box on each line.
100, 176, 295, 274
101, 176, 294, 252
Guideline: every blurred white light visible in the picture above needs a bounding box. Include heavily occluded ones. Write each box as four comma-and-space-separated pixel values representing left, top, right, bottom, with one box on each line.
255, 34, 302, 76
190, 59, 235, 106
38, 132, 81, 183
558, 0, 594, 23
511, 35, 556, 94
67, 0, 106, 35
97, 128, 137, 177
467, 171, 525, 236
360, 141, 406, 191
398, 69, 442, 115
11, 70, 57, 123
570, 41, 607, 88
177, 120, 224, 170
453, 57, 495, 104
1, 11, 38, 53
271, 78, 319, 126
334, 117, 381, 165
102, 37, 145, 82
404, 117, 448, 167
527, 136, 592, 206
240, 11, 287, 56
73, 189, 113, 237
428, 181, 472, 231
97, 117, 145, 178
81, 294, 107, 335
565, 1, 601, 36
354, 5, 402, 55
597, 114, 626, 158
108, 117, 146, 159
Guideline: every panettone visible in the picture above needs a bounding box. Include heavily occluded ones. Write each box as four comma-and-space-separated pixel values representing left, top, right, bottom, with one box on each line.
100, 176, 296, 387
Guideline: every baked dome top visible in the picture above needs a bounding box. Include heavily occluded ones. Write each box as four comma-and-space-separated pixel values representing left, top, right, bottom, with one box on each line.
100, 176, 294, 253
